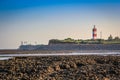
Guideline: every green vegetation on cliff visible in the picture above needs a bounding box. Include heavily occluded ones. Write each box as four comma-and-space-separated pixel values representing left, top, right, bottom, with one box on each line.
49, 37, 120, 45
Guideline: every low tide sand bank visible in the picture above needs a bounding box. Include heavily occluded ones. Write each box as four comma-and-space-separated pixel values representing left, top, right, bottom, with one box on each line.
0, 50, 120, 54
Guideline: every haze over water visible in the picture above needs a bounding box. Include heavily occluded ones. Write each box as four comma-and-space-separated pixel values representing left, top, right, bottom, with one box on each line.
0, 0, 120, 49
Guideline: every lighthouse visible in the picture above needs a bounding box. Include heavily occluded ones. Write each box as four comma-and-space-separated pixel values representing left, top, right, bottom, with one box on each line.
92, 25, 97, 40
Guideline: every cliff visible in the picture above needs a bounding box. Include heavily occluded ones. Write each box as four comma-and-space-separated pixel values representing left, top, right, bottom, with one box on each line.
19, 44, 120, 50
19, 38, 120, 50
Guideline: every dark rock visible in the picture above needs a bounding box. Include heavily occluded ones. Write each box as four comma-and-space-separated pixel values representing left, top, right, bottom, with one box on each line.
0, 55, 120, 80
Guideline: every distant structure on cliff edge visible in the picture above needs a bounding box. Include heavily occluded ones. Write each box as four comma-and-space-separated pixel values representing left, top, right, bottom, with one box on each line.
92, 25, 97, 40
19, 25, 120, 50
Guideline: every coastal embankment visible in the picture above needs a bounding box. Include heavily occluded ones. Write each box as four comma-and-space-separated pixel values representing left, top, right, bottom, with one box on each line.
19, 44, 120, 50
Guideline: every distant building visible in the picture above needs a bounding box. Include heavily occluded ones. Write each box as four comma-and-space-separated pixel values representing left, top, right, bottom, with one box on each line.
108, 34, 113, 41
92, 25, 97, 40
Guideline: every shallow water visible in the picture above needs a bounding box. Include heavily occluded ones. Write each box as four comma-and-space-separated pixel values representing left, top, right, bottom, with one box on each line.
0, 52, 120, 57
0, 51, 120, 60
0, 57, 13, 60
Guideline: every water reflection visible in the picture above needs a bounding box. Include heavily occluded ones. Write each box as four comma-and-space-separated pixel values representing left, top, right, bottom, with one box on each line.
0, 57, 13, 60
0, 52, 120, 60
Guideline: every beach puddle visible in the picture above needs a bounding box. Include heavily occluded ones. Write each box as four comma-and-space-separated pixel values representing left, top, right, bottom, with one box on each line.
0, 57, 13, 60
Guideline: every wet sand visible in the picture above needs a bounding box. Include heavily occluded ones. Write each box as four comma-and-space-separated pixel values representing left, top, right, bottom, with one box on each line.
0, 55, 120, 80
0, 50, 120, 54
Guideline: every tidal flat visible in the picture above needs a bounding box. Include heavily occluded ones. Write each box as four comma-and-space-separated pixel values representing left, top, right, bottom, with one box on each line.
0, 55, 120, 80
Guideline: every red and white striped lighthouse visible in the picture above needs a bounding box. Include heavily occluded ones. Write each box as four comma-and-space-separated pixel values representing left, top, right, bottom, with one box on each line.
92, 25, 97, 40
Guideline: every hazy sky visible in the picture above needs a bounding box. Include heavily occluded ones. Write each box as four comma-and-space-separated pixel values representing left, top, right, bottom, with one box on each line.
0, 0, 120, 49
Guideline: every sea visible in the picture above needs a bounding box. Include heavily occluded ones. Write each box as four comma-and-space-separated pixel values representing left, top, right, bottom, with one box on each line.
0, 51, 120, 60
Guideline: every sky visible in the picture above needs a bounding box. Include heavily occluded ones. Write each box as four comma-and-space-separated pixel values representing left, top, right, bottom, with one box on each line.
0, 0, 120, 49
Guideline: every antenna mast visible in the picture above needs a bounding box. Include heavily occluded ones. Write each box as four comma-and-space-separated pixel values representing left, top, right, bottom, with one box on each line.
100, 31, 102, 39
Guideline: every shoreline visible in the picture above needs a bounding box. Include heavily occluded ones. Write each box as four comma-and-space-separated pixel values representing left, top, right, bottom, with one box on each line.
0, 51, 120, 57
0, 50, 120, 54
